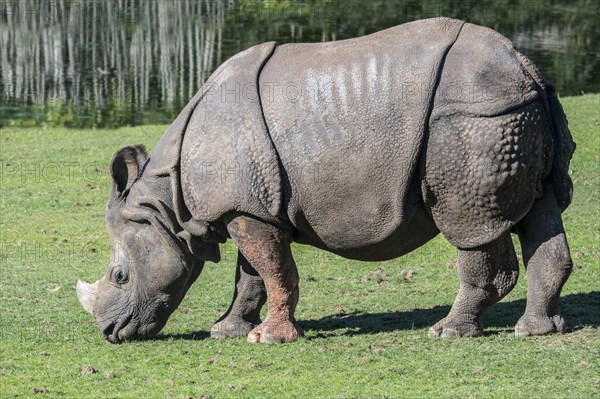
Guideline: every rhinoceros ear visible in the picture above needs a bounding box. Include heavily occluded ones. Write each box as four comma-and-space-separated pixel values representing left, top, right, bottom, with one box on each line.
109, 145, 148, 202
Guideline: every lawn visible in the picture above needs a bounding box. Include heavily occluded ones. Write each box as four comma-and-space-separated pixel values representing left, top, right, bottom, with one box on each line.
0, 94, 598, 398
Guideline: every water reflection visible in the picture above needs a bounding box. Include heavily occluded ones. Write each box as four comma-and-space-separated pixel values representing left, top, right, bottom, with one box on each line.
1, 0, 598, 128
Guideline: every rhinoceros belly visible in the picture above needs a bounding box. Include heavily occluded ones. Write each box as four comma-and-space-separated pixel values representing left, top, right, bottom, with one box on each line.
260, 18, 463, 252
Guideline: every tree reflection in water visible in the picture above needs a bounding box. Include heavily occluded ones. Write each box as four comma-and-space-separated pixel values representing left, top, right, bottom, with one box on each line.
1, 0, 598, 128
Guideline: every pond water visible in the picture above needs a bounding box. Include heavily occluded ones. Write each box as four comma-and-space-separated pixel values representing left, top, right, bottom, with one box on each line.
1, 0, 598, 128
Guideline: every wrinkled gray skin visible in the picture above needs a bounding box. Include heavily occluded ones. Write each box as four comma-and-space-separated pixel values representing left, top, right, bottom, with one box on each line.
77, 18, 575, 343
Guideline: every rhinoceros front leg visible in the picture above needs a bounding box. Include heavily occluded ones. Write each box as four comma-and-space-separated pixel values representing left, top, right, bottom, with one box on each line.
227, 215, 303, 343
514, 191, 573, 336
429, 232, 519, 337
210, 251, 267, 339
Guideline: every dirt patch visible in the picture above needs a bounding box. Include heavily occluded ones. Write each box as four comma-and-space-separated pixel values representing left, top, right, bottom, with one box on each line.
401, 268, 414, 279
80, 365, 97, 376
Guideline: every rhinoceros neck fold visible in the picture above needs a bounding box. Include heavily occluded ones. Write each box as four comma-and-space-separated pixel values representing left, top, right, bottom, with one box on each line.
136, 79, 220, 242
125, 167, 222, 264
124, 171, 179, 233
134, 153, 216, 243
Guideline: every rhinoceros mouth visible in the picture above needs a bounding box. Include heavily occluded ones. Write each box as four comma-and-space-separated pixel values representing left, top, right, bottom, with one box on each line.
101, 312, 133, 344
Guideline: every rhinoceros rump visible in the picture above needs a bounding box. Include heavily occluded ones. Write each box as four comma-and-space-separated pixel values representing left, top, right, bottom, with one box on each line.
78, 18, 575, 343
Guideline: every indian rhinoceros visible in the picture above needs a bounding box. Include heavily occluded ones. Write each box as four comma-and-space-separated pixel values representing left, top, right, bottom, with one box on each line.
77, 17, 575, 343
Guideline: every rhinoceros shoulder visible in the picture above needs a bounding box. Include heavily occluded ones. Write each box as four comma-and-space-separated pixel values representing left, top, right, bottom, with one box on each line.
180, 41, 282, 225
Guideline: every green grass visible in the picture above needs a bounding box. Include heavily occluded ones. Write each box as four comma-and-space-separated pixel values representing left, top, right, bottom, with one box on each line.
1, 94, 599, 398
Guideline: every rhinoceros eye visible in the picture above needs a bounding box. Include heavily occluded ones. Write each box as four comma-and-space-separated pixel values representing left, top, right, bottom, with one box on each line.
111, 267, 128, 285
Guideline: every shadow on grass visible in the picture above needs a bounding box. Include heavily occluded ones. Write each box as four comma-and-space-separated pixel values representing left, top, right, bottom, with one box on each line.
155, 330, 211, 341
156, 292, 599, 341
301, 291, 600, 338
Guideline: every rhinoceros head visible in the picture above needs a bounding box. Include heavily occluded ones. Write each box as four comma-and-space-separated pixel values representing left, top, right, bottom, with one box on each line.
77, 145, 218, 343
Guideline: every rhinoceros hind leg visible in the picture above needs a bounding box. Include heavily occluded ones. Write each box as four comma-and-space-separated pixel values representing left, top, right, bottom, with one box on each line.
211, 251, 267, 339
429, 232, 519, 338
514, 191, 572, 337
227, 215, 303, 343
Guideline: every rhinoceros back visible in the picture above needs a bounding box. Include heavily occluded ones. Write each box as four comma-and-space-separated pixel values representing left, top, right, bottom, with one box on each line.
260, 18, 464, 250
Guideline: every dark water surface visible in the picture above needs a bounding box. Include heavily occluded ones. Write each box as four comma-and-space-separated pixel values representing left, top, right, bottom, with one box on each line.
1, 0, 598, 128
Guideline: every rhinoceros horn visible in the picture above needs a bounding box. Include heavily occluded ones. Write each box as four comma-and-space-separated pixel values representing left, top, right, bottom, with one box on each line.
76, 279, 99, 315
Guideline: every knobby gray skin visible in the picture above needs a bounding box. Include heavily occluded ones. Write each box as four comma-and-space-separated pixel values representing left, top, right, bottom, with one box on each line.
77, 18, 575, 343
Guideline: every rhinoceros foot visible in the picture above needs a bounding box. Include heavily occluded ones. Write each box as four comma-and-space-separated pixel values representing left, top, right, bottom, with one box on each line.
247, 319, 304, 344
428, 314, 483, 338
210, 316, 260, 339
514, 314, 565, 337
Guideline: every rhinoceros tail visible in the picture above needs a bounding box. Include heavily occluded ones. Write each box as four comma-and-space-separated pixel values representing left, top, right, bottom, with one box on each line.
546, 85, 576, 210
